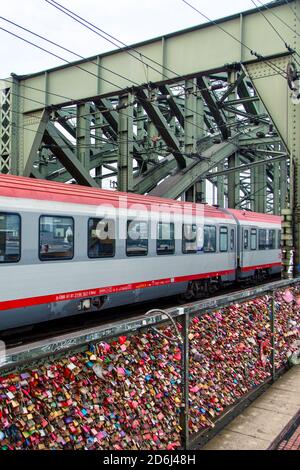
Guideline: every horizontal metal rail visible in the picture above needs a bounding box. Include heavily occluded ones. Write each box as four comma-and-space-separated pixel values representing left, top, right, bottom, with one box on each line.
1, 277, 298, 373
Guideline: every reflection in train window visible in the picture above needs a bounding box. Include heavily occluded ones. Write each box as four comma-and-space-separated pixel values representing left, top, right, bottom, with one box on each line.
230, 229, 235, 250
251, 229, 257, 250
220, 227, 228, 252
244, 229, 249, 250
40, 216, 74, 261
268, 230, 276, 249
0, 213, 21, 263
88, 218, 115, 258
278, 230, 282, 249
259, 229, 267, 250
182, 224, 197, 254
127, 220, 148, 256
204, 225, 216, 252
157, 222, 175, 255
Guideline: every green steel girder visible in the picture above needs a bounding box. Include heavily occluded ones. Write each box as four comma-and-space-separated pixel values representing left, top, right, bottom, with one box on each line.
118, 93, 134, 192
239, 135, 282, 146
133, 155, 181, 194
135, 88, 186, 169
43, 122, 98, 187
148, 140, 238, 199
46, 147, 117, 182
218, 72, 246, 104
206, 154, 287, 178
159, 84, 185, 128
16, 1, 295, 115
54, 110, 77, 139
197, 77, 229, 140
94, 98, 146, 166
237, 78, 259, 116
0, 0, 297, 242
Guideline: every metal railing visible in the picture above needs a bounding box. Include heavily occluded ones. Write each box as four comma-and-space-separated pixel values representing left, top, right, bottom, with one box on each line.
0, 277, 299, 450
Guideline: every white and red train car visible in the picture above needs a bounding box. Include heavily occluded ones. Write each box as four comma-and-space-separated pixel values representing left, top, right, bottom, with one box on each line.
0, 174, 281, 330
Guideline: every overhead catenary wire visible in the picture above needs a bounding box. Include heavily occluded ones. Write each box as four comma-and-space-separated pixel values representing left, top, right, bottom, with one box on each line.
3, 73, 272, 149
43, 0, 286, 120
5, 68, 280, 128
181, 0, 287, 79
5, 85, 267, 155
0, 6, 282, 139
250, 0, 300, 68
0, 19, 226, 142
256, 0, 300, 39
0, 11, 276, 159
44, 0, 199, 86
0, 16, 142, 90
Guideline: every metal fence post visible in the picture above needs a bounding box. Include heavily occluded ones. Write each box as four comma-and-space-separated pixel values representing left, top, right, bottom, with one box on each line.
180, 312, 190, 450
271, 291, 276, 382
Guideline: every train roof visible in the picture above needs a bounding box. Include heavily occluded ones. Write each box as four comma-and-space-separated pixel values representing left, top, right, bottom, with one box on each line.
227, 208, 282, 225
0, 175, 281, 223
0, 174, 233, 219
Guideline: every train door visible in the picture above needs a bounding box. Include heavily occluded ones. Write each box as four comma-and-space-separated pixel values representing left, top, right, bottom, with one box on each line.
241, 227, 249, 268
230, 227, 237, 269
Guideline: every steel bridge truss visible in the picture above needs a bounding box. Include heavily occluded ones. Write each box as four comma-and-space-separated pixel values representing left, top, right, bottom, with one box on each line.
0, 0, 299, 274
0, 69, 289, 214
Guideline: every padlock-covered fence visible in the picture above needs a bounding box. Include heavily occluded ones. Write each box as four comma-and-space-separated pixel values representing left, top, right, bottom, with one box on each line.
0, 279, 299, 450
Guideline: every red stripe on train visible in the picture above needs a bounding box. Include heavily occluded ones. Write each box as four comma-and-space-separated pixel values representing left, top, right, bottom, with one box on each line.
0, 269, 236, 311
241, 262, 282, 272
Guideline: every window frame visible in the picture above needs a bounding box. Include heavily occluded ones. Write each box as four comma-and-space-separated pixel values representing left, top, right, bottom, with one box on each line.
230, 228, 235, 251
250, 228, 257, 251
0, 212, 21, 264
88, 217, 116, 259
219, 226, 228, 253
268, 229, 276, 250
203, 225, 217, 253
278, 229, 282, 250
39, 214, 75, 262
244, 229, 249, 250
258, 229, 267, 251
156, 222, 175, 256
126, 220, 148, 257
182, 224, 197, 254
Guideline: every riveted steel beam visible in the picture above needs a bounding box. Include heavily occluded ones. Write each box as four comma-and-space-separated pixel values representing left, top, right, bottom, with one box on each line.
15, 1, 295, 114
76, 103, 91, 170
43, 122, 98, 187
118, 93, 134, 192
136, 88, 186, 169
149, 140, 238, 199
207, 154, 287, 177
197, 76, 229, 140
46, 147, 117, 183
237, 77, 259, 116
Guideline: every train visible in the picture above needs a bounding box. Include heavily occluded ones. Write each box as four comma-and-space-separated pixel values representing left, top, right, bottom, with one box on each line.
0, 174, 281, 331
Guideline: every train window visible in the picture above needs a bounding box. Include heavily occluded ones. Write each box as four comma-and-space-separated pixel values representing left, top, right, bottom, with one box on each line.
204, 225, 216, 252
40, 216, 74, 261
230, 229, 235, 250
88, 218, 115, 258
219, 227, 228, 252
251, 229, 257, 250
182, 224, 197, 254
244, 229, 249, 250
259, 229, 267, 250
157, 222, 175, 255
0, 213, 21, 263
268, 230, 276, 250
127, 220, 148, 256
278, 230, 282, 249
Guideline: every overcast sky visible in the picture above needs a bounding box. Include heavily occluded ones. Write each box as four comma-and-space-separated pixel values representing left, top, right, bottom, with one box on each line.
0, 0, 272, 78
